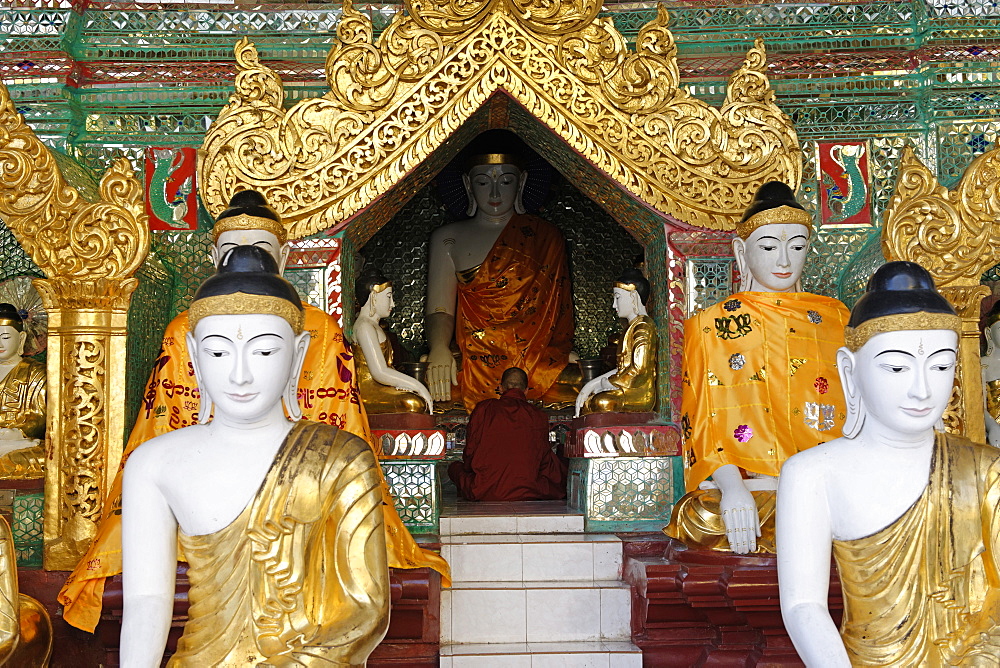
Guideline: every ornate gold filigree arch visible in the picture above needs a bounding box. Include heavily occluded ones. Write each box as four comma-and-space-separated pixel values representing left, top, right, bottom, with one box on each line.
199, 0, 801, 237
883, 146, 1000, 443
0, 82, 150, 569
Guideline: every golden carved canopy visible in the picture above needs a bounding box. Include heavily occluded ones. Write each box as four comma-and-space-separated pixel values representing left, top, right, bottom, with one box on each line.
199, 0, 802, 238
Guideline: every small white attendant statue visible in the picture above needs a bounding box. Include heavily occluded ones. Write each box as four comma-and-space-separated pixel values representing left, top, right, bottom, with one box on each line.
778, 261, 1000, 666
352, 268, 433, 414
121, 246, 389, 667
575, 268, 657, 416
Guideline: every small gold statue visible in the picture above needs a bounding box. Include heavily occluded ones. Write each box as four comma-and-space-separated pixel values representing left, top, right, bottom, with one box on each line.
0, 515, 52, 666
575, 269, 657, 416
351, 268, 433, 414
0, 302, 45, 479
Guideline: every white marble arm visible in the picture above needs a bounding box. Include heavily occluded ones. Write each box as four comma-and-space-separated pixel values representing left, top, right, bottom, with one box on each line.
121, 445, 178, 668
425, 227, 459, 402
354, 320, 432, 413
574, 368, 616, 417
776, 455, 849, 667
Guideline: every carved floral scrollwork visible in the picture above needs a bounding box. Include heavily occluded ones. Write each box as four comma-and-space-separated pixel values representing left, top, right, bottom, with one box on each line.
199, 0, 801, 235
882, 146, 1000, 288
0, 88, 147, 282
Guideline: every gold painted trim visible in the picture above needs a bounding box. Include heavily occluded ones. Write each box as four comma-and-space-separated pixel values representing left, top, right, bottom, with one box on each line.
199, 2, 801, 236
0, 318, 22, 330
735, 205, 813, 240
614, 282, 638, 292
213, 213, 287, 244
843, 312, 961, 352
371, 282, 392, 294
466, 153, 526, 170
189, 293, 305, 334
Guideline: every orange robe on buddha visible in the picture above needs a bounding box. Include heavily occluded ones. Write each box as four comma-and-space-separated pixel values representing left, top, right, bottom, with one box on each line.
456, 214, 573, 411
59, 303, 450, 633
679, 291, 850, 491
665, 291, 849, 552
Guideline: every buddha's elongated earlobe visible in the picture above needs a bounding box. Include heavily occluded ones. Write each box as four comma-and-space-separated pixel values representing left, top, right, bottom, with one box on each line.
732, 237, 755, 291
283, 330, 311, 421
514, 170, 528, 215
463, 173, 476, 217
837, 347, 865, 438
187, 332, 214, 425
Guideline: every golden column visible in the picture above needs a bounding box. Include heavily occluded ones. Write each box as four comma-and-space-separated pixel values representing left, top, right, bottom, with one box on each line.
0, 83, 150, 569
882, 146, 1000, 443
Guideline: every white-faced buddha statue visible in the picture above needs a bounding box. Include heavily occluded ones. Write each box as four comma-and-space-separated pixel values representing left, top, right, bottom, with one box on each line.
777, 261, 1000, 665
575, 268, 657, 416
351, 267, 433, 414
0, 302, 45, 478
666, 181, 851, 554
120, 245, 389, 666
425, 130, 577, 411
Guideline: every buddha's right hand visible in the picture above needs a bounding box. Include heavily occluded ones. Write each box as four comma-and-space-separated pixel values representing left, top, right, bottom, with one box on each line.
713, 464, 760, 554
426, 347, 457, 402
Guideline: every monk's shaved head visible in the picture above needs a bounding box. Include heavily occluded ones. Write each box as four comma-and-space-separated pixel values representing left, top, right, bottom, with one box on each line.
501, 367, 528, 391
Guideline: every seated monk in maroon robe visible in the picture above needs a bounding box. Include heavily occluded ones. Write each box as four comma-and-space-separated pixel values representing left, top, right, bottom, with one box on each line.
448, 368, 567, 501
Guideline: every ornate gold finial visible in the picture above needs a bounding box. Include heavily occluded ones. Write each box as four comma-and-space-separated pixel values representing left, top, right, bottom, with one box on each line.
882, 145, 1000, 288
199, 0, 801, 238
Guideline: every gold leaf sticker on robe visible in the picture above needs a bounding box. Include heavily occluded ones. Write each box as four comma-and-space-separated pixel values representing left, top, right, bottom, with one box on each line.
707, 370, 723, 386
789, 357, 807, 376
749, 367, 767, 382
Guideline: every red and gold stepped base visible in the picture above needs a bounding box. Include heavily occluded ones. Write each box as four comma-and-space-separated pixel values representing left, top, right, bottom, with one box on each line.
7, 564, 442, 666
622, 536, 843, 666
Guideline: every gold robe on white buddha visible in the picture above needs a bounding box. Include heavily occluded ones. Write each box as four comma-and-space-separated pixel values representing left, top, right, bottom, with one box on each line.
168, 421, 390, 667
834, 432, 1000, 666
355, 337, 427, 414
582, 315, 657, 414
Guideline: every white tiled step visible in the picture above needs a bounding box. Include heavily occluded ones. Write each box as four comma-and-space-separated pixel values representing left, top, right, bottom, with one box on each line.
442, 513, 585, 536
442, 581, 632, 644
440, 641, 643, 667
441, 534, 622, 583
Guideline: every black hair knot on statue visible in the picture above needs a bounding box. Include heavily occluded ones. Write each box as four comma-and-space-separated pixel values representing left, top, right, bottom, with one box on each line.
848, 261, 956, 328
193, 245, 301, 308
217, 189, 282, 224
740, 180, 806, 224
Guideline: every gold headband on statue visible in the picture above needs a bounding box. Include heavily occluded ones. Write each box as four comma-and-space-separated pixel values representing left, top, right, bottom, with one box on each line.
0, 317, 23, 331
614, 282, 638, 292
843, 312, 961, 352
189, 293, 304, 334
371, 281, 391, 294
735, 205, 813, 240
212, 214, 288, 245
466, 153, 526, 171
